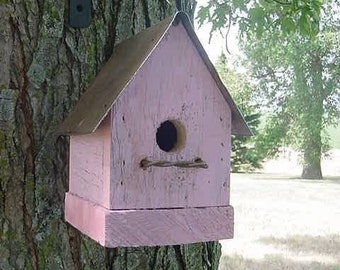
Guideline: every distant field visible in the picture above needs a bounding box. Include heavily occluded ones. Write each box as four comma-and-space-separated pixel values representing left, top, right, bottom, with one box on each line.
219, 148, 340, 270
219, 173, 340, 270
327, 125, 340, 149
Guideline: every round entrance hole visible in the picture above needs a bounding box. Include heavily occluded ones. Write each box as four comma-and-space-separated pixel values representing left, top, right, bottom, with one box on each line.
156, 120, 185, 152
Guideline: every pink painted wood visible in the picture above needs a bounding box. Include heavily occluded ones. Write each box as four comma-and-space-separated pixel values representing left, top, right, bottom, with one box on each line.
65, 193, 106, 244
109, 21, 232, 209
65, 193, 234, 247
69, 116, 111, 207
66, 19, 235, 247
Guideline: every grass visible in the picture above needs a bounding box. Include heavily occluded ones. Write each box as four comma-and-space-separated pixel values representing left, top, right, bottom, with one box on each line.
259, 234, 340, 258
220, 254, 340, 270
219, 173, 340, 270
327, 125, 340, 149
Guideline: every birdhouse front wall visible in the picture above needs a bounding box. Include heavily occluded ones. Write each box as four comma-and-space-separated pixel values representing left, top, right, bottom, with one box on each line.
108, 21, 232, 210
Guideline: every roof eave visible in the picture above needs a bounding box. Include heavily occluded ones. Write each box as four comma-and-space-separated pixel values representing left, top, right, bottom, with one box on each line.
175, 12, 252, 136
57, 12, 251, 137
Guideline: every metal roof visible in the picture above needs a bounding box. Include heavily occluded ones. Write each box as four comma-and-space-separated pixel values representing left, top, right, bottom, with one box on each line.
58, 12, 251, 136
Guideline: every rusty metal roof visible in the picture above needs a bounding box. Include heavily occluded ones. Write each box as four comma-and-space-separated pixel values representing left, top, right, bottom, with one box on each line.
58, 12, 251, 136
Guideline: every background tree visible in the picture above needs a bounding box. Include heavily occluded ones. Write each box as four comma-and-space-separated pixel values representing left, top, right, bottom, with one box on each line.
198, 0, 339, 179
240, 1, 340, 179
215, 53, 263, 172
0, 1, 222, 269
197, 0, 323, 42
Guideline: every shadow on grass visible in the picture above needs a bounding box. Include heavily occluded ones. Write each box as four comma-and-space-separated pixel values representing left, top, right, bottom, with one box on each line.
323, 176, 340, 184
219, 235, 340, 270
233, 173, 301, 181
233, 173, 340, 183
258, 234, 340, 257
219, 254, 340, 270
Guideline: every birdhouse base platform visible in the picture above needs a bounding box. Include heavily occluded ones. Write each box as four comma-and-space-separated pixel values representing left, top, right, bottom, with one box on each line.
65, 192, 234, 247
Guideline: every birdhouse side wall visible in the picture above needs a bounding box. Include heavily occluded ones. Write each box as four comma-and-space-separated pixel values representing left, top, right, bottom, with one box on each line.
69, 116, 111, 207
109, 21, 231, 210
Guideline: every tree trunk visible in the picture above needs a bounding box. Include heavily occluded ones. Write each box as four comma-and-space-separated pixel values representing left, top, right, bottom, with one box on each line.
302, 162, 322, 179
301, 110, 323, 180
0, 0, 221, 269
302, 148, 323, 179
301, 52, 324, 180
293, 47, 324, 180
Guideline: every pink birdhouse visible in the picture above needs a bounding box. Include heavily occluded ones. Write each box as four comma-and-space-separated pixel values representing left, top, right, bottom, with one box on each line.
59, 12, 250, 248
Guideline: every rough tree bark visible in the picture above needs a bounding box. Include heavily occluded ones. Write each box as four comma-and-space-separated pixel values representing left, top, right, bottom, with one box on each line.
0, 0, 222, 269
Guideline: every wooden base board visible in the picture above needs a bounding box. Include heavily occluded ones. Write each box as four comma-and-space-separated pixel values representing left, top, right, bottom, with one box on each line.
65, 192, 234, 247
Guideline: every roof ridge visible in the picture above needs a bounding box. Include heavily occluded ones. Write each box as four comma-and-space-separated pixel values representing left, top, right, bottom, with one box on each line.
58, 12, 251, 136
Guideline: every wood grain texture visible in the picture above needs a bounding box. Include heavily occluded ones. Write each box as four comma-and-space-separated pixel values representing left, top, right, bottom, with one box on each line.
65, 193, 106, 246
58, 12, 251, 136
69, 116, 111, 207
58, 15, 174, 135
109, 21, 231, 210
65, 193, 233, 248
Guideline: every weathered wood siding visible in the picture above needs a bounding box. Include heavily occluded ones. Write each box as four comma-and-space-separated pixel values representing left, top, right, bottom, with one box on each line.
110, 21, 232, 209
69, 116, 111, 207
65, 192, 234, 247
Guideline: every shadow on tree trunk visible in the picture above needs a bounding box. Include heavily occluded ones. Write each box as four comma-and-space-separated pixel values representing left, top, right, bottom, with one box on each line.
302, 162, 323, 179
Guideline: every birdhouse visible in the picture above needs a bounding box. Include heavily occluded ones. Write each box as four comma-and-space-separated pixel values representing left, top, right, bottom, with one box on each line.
59, 12, 251, 248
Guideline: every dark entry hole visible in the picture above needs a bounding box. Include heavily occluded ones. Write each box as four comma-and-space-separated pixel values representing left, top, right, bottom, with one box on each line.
76, 4, 83, 12
156, 120, 178, 152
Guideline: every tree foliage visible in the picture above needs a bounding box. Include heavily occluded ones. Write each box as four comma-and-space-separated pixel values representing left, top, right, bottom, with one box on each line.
240, 1, 340, 178
215, 54, 263, 172
197, 0, 324, 40
203, 0, 339, 178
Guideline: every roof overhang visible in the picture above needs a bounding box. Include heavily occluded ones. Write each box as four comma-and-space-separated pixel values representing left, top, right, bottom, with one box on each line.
58, 12, 251, 136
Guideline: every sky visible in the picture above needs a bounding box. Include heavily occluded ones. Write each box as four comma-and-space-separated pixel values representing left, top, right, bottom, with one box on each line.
194, 0, 240, 64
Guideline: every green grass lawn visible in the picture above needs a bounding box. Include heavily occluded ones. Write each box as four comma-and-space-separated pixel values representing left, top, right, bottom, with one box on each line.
327, 125, 340, 149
